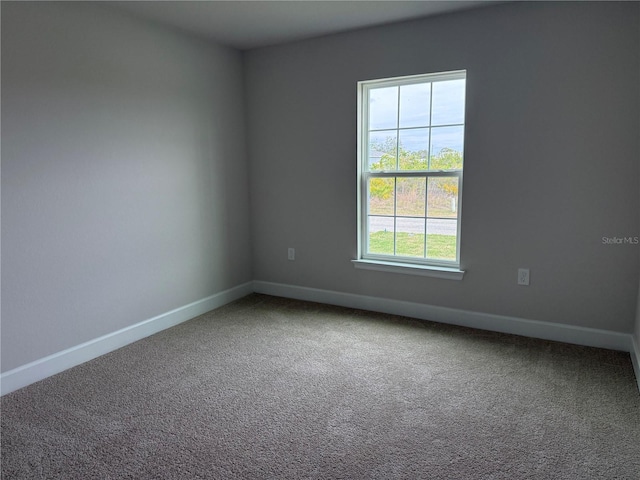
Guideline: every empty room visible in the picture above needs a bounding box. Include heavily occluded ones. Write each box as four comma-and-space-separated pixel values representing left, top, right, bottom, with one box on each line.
1, 1, 639, 478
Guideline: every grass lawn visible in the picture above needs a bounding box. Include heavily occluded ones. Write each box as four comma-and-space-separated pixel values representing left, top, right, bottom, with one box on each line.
369, 231, 456, 259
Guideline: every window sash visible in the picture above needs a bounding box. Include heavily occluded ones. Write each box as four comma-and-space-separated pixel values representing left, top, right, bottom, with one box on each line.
361, 171, 462, 267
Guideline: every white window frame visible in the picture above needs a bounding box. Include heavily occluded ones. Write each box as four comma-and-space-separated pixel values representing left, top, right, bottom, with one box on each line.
353, 70, 466, 280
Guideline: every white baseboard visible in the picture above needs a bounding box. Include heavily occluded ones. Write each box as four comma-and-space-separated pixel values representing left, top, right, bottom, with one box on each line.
253, 281, 634, 353
4, 280, 637, 397
631, 337, 640, 393
0, 282, 253, 396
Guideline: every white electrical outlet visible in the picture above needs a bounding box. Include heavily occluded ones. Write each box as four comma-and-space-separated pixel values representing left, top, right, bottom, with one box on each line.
517, 268, 530, 286
288, 248, 295, 261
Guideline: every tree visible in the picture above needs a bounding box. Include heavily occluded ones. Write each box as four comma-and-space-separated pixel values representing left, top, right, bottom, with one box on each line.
369, 139, 462, 172
430, 147, 463, 171
370, 178, 393, 200
368, 139, 462, 205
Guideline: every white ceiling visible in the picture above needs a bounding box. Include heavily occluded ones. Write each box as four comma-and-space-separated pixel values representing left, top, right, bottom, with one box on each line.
107, 1, 499, 50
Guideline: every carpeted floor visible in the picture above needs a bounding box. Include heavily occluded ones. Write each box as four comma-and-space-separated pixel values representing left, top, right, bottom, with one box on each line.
2, 293, 639, 479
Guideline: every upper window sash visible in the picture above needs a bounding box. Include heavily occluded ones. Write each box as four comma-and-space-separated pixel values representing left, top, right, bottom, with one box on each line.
360, 70, 466, 176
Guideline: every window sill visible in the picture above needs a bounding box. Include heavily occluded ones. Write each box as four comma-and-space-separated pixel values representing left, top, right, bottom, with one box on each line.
351, 259, 465, 280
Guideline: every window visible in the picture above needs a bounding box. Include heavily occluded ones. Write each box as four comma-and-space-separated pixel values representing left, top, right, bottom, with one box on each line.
355, 71, 466, 277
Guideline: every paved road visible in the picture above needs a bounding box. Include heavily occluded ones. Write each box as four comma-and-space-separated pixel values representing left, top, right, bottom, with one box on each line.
369, 217, 456, 235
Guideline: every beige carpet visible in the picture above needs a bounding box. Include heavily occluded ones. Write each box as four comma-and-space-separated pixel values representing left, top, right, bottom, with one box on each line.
2, 293, 639, 479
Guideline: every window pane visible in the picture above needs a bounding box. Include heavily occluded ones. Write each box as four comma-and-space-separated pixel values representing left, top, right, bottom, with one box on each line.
399, 83, 430, 128
368, 178, 395, 215
369, 130, 397, 171
396, 218, 425, 257
430, 126, 464, 170
368, 216, 394, 255
426, 219, 457, 260
431, 79, 465, 126
427, 177, 459, 218
369, 86, 398, 130
396, 177, 426, 217
399, 129, 429, 170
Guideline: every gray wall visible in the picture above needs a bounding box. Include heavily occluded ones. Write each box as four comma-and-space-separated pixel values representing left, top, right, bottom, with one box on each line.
2, 1, 639, 375
637, 183, 640, 348
1, 2, 252, 372
245, 2, 640, 333
635, 284, 640, 348
637, 78, 640, 349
